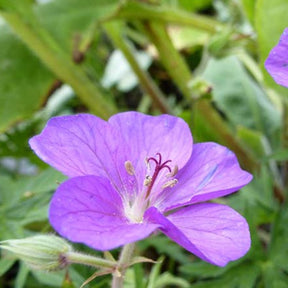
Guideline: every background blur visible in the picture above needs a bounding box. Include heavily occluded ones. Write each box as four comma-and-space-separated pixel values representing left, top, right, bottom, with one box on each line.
0, 0, 288, 287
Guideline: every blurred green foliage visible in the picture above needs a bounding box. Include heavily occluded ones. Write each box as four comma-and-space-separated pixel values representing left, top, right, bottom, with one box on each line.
0, 0, 288, 287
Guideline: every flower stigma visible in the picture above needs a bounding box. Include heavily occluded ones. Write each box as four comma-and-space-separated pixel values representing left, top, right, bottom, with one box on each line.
145, 153, 172, 199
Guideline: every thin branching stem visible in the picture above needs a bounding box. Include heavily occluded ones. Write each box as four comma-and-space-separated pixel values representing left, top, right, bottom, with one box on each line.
104, 21, 173, 114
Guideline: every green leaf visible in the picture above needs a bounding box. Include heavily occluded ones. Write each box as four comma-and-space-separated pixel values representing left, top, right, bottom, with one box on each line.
32, 270, 65, 287
0, 168, 65, 239
19, 167, 66, 195
35, 0, 118, 53
154, 272, 190, 288
0, 21, 54, 132
188, 261, 261, 288
0, 119, 39, 161
265, 149, 288, 162
133, 264, 145, 288
255, 0, 288, 95
229, 168, 278, 225
139, 235, 191, 264
202, 56, 280, 138
181, 110, 222, 143
0, 168, 64, 208
241, 0, 256, 26
262, 262, 288, 288
15, 262, 29, 288
269, 205, 288, 271
237, 126, 267, 158
179, 261, 234, 280
0, 257, 15, 277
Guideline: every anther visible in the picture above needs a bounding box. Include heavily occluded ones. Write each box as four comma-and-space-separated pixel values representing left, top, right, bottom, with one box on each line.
166, 165, 178, 178
144, 175, 152, 186
125, 161, 135, 176
162, 179, 178, 189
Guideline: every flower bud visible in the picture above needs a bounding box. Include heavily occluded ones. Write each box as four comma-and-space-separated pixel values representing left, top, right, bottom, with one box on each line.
188, 77, 212, 100
0, 235, 72, 271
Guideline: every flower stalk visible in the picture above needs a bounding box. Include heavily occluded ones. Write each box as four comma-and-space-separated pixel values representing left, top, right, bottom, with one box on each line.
104, 21, 172, 114
110, 1, 223, 34
112, 243, 135, 288
66, 251, 116, 269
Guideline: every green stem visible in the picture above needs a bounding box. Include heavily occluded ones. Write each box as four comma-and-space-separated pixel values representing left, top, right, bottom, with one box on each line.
112, 243, 135, 288
67, 251, 116, 269
104, 21, 172, 114
110, 1, 223, 34
1, 11, 116, 119
144, 21, 192, 98
195, 100, 258, 171
144, 21, 259, 172
279, 97, 288, 200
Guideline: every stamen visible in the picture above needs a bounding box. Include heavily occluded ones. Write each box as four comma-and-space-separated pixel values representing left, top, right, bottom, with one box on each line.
125, 161, 135, 176
144, 175, 152, 186
162, 179, 178, 189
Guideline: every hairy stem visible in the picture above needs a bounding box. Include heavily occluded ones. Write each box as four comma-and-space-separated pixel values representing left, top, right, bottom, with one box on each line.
112, 243, 135, 288
67, 251, 116, 269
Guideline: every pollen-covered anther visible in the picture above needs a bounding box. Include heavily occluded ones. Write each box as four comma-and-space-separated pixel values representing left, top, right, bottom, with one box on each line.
162, 179, 178, 189
166, 165, 178, 178
125, 160, 135, 176
144, 175, 152, 186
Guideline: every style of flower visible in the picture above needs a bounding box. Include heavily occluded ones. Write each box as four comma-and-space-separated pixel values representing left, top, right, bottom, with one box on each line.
29, 112, 252, 267
265, 27, 288, 88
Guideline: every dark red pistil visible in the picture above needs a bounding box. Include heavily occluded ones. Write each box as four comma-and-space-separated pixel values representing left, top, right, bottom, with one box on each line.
145, 153, 172, 199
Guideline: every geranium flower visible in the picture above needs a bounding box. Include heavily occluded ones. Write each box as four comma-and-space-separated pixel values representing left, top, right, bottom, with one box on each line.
29, 112, 252, 267
265, 28, 288, 88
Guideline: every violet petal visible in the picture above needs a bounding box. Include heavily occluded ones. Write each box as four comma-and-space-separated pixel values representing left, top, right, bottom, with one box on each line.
49, 176, 160, 251
265, 28, 288, 88
29, 112, 192, 196
108, 112, 193, 184
158, 143, 252, 212
145, 203, 250, 266
29, 113, 140, 196
29, 114, 113, 178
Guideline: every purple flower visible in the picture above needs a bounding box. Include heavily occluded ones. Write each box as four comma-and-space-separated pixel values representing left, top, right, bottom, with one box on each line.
265, 28, 288, 88
29, 112, 252, 267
